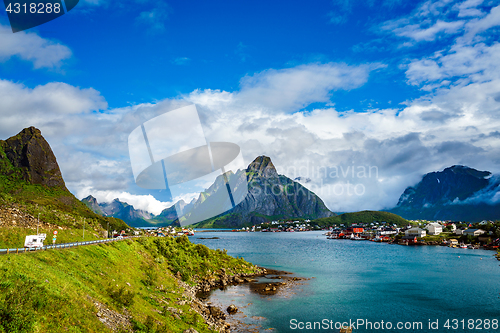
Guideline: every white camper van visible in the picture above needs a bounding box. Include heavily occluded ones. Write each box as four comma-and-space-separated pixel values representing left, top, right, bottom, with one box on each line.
24, 234, 46, 249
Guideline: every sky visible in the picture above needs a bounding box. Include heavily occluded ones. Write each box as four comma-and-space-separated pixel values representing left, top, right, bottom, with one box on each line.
0, 0, 499, 215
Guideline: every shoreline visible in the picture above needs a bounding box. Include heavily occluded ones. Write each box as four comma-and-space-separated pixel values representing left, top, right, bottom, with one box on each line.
178, 267, 308, 332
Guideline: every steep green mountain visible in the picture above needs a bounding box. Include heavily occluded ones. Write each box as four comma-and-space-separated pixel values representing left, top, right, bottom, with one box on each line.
388, 165, 500, 222
0, 126, 66, 188
192, 156, 334, 228
0, 127, 128, 233
314, 210, 409, 227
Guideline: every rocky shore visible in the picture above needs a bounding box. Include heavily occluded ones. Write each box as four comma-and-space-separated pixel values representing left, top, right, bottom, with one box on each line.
177, 267, 307, 332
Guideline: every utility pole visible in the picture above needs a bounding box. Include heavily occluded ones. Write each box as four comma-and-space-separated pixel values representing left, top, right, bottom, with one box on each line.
107, 221, 109, 239
83, 218, 85, 240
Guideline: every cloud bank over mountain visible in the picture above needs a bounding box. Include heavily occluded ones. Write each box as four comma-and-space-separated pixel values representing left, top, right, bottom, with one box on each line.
0, 1, 499, 214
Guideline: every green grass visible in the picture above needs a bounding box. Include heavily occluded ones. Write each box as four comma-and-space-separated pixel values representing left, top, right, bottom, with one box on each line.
0, 235, 260, 333
0, 176, 128, 233
313, 210, 409, 227
422, 233, 456, 242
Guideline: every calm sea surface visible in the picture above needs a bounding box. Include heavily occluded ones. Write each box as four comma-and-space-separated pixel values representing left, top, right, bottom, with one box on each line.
191, 231, 500, 333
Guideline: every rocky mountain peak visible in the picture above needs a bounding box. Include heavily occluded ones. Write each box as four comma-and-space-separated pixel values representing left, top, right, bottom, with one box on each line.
82, 195, 104, 215
83, 195, 98, 204
389, 164, 498, 221
445, 165, 491, 178
246, 155, 278, 178
0, 126, 66, 188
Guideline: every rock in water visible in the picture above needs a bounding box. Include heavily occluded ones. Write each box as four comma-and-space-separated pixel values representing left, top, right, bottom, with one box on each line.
227, 304, 238, 314
208, 305, 226, 320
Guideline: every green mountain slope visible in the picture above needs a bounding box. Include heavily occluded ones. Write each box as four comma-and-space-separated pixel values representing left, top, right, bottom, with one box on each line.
0, 127, 128, 236
313, 210, 409, 227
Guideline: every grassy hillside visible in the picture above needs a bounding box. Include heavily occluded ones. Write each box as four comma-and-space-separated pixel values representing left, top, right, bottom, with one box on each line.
0, 227, 104, 249
0, 236, 259, 332
313, 210, 409, 227
0, 143, 128, 233
194, 210, 330, 229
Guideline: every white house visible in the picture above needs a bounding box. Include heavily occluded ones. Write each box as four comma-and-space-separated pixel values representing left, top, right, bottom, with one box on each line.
426, 223, 443, 235
463, 229, 486, 237
405, 227, 426, 237
455, 228, 466, 235
377, 227, 398, 236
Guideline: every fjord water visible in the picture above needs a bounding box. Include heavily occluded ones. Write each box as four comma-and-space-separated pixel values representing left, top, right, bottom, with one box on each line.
192, 231, 500, 332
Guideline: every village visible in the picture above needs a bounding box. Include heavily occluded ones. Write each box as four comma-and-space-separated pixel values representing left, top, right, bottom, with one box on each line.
323, 220, 500, 250
219, 218, 500, 251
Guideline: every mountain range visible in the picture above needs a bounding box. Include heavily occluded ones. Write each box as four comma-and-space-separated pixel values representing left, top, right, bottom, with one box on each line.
2, 127, 498, 228
388, 165, 500, 222
84, 160, 500, 227
83, 155, 334, 228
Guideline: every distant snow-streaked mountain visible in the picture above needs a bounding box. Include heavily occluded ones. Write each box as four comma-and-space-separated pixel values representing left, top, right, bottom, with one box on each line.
82, 196, 176, 228
388, 165, 500, 221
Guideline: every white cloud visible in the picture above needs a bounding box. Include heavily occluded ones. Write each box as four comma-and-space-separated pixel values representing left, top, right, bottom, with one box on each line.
388, 20, 465, 42
236, 63, 381, 112
405, 42, 500, 86
135, 2, 170, 33
399, 4, 500, 89
463, 5, 500, 40
3, 54, 498, 214
2, 0, 500, 216
0, 80, 107, 139
173, 57, 190, 65
182, 59, 500, 212
0, 24, 71, 69
327, 12, 347, 25
64, 3, 500, 213
381, 1, 499, 45
454, 0, 485, 17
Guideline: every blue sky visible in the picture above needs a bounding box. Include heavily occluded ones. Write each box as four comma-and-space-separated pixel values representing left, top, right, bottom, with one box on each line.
0, 0, 499, 214
0, 0, 423, 109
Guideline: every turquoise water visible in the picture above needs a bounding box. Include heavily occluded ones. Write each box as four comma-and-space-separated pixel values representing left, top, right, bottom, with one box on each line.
191, 231, 500, 332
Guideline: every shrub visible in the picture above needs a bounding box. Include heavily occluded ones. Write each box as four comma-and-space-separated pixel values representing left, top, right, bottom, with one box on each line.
141, 264, 158, 287
194, 244, 210, 258
107, 285, 136, 307
175, 235, 189, 245
132, 315, 157, 333
0, 275, 48, 333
